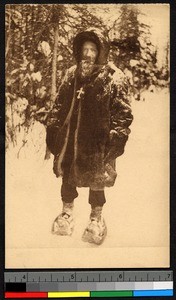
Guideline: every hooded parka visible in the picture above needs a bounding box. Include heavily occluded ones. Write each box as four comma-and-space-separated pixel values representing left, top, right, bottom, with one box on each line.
46, 28, 133, 190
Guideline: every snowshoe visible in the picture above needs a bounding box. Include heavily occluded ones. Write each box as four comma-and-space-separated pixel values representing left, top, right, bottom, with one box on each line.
52, 212, 74, 236
82, 217, 107, 245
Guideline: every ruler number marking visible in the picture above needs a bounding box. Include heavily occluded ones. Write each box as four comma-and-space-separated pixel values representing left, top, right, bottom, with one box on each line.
71, 273, 75, 280
118, 273, 123, 282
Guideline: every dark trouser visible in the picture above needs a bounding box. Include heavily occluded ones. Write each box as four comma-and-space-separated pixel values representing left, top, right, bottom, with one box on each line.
61, 176, 106, 208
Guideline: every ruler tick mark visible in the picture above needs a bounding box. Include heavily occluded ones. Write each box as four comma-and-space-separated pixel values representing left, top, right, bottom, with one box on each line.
6, 270, 173, 289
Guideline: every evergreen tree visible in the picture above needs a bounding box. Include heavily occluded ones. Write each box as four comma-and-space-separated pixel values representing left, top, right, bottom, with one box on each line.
110, 5, 158, 99
5, 4, 104, 150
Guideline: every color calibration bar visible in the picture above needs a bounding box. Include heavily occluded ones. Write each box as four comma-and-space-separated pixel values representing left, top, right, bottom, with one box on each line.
5, 290, 174, 298
5, 282, 174, 298
5, 271, 174, 297
5, 281, 173, 292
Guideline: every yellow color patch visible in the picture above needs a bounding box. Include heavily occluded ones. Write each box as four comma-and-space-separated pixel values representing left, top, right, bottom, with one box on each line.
48, 291, 90, 298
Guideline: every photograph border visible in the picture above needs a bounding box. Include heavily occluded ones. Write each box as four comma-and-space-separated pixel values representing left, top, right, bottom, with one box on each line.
1, 0, 175, 298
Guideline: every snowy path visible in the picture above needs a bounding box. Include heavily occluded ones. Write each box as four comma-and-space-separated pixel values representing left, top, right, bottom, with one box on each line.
5, 89, 170, 268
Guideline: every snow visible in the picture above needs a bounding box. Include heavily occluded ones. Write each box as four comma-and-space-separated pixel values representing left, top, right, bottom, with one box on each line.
31, 71, 42, 82
5, 88, 169, 268
37, 41, 51, 57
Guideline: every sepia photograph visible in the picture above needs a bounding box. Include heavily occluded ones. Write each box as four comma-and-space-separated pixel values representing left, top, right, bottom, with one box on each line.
5, 3, 170, 268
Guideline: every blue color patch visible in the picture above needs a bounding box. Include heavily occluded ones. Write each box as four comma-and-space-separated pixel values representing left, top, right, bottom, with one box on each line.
134, 290, 173, 297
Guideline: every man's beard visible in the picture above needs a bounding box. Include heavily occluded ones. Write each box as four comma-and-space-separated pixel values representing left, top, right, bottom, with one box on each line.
77, 59, 95, 80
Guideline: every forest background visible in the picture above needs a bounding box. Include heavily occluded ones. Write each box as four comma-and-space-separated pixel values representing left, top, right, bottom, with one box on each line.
5, 3, 169, 157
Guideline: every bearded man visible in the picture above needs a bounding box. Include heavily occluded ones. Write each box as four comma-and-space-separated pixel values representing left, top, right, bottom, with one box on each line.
46, 28, 133, 245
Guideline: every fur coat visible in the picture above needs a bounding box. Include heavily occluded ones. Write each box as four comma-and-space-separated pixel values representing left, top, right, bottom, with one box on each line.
46, 28, 133, 190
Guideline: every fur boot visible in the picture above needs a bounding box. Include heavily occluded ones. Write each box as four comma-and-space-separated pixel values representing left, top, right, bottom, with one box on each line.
82, 206, 107, 245
52, 202, 74, 236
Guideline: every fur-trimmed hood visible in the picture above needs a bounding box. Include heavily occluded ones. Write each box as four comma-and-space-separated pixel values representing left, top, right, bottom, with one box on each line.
73, 27, 110, 65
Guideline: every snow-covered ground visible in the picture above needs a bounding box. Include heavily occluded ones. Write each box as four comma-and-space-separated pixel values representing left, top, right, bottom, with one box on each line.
5, 88, 170, 268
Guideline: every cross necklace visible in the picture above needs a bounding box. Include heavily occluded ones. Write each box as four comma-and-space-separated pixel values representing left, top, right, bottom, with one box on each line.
76, 87, 85, 99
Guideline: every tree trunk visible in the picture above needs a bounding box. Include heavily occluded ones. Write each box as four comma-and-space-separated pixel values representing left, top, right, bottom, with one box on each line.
51, 25, 59, 104
5, 6, 11, 59
44, 24, 59, 160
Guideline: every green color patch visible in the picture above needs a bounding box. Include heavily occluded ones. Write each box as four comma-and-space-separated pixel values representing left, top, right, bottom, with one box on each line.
91, 291, 133, 297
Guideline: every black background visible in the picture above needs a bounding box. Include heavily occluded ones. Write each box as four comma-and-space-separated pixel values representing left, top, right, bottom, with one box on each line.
0, 1, 175, 299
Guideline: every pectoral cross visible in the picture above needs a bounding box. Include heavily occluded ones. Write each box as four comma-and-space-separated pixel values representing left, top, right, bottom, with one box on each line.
77, 87, 84, 99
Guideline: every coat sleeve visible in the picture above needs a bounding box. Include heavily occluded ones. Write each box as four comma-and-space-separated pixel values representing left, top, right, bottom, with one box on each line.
104, 70, 133, 162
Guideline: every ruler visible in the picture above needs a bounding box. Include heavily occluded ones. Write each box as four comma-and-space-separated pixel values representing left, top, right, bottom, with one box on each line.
4, 271, 174, 298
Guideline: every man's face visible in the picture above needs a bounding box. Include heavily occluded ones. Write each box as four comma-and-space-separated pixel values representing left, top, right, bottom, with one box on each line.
81, 41, 98, 64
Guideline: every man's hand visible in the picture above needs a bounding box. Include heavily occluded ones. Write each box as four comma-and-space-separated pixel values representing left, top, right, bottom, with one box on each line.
53, 158, 63, 177
109, 129, 118, 140
104, 163, 117, 187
